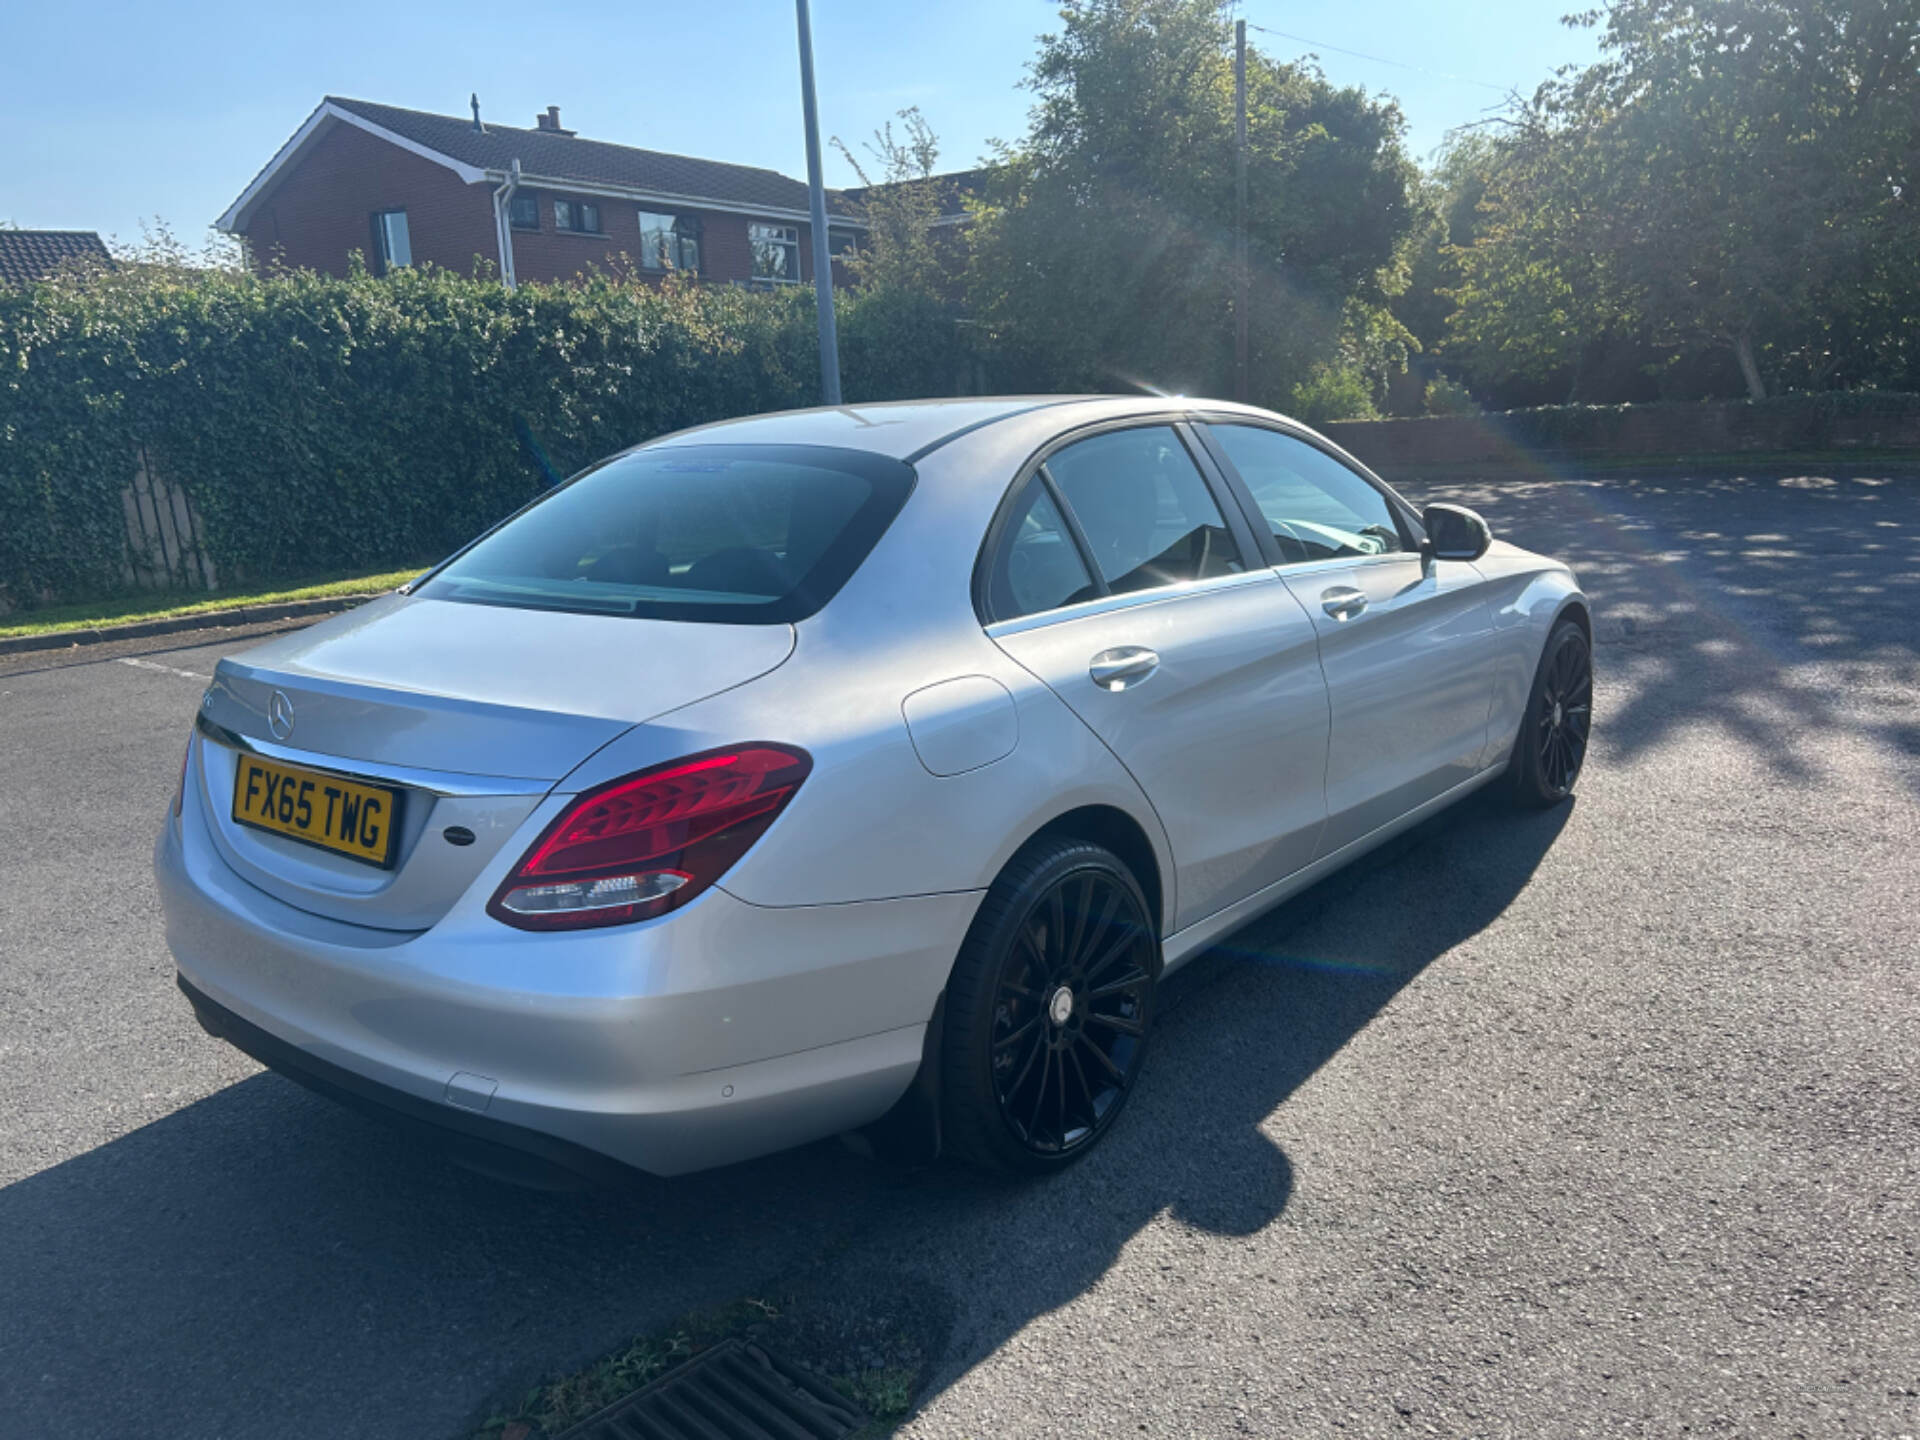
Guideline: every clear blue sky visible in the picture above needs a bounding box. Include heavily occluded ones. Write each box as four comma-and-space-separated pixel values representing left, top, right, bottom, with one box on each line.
0, 0, 1598, 246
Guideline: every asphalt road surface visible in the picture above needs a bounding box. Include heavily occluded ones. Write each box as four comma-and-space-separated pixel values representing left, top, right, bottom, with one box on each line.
2, 468, 1916, 1439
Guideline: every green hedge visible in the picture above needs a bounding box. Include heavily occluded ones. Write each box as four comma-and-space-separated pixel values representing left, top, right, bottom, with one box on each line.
0, 262, 980, 612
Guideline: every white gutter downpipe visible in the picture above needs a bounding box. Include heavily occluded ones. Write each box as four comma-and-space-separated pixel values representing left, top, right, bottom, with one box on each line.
492, 158, 522, 290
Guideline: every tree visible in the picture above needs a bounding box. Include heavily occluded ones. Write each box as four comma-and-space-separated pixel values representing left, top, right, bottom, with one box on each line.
1395, 134, 1499, 362
830, 110, 985, 400
1439, 120, 1624, 402
832, 108, 949, 297
964, 0, 1422, 413
1446, 0, 1919, 400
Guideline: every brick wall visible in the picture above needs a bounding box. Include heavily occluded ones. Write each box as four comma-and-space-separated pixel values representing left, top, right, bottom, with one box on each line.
699, 211, 758, 286
500, 189, 636, 283
1324, 394, 1920, 476
244, 121, 498, 277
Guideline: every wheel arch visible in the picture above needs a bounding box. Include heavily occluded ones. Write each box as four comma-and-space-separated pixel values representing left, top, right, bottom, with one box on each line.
1021, 803, 1167, 939
1553, 596, 1592, 643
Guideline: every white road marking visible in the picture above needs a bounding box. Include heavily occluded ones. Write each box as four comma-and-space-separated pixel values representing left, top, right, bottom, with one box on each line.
118, 657, 208, 682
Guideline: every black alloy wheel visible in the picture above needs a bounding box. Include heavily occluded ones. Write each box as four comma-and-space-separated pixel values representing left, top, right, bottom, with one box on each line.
1514, 618, 1592, 805
942, 838, 1158, 1172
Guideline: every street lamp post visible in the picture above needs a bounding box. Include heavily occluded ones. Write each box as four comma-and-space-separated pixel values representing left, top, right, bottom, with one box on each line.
1234, 18, 1249, 404
795, 0, 843, 407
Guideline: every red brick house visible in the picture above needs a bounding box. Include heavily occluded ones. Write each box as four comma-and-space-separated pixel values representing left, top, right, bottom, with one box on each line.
217, 96, 959, 289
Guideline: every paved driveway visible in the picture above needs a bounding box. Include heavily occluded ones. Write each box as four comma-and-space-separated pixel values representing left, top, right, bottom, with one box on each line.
2, 468, 1915, 1438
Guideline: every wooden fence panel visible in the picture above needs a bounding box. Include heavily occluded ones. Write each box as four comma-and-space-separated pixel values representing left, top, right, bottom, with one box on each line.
121, 446, 217, 593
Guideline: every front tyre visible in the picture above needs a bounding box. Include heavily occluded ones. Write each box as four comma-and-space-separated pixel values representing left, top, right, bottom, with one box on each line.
941, 838, 1159, 1174
1510, 617, 1593, 807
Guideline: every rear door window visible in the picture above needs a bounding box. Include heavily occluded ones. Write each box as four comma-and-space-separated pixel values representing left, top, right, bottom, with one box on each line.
421, 444, 915, 624
981, 474, 1100, 622
1043, 426, 1243, 596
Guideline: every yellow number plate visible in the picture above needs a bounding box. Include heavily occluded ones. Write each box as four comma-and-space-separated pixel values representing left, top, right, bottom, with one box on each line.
231, 754, 402, 868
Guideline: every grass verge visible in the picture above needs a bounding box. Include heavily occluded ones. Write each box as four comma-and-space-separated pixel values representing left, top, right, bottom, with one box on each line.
0, 568, 420, 640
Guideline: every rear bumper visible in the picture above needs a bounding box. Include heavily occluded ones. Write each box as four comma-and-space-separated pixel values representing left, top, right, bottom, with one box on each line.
177, 974, 633, 1188
156, 805, 978, 1177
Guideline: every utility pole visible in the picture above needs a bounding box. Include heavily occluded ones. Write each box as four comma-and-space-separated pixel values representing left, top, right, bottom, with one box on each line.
1234, 18, 1249, 404
795, 0, 843, 406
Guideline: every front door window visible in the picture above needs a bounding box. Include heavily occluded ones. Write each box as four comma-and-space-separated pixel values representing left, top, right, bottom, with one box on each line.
1208, 424, 1405, 564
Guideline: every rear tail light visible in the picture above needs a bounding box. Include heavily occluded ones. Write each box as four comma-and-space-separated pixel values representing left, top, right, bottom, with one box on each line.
488, 744, 811, 931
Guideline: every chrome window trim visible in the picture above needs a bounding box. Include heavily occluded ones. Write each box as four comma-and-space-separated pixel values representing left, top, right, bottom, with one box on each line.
195, 713, 553, 798
1263, 550, 1422, 582
983, 566, 1275, 638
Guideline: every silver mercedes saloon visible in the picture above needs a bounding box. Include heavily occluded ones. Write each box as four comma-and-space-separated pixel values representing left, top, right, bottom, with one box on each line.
157, 397, 1591, 1181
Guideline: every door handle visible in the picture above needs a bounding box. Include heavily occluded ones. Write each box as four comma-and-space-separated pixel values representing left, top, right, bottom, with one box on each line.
1320, 586, 1368, 621
1089, 646, 1159, 691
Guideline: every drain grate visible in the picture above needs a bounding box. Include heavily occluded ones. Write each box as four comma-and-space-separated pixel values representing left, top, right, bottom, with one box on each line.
553, 1338, 867, 1440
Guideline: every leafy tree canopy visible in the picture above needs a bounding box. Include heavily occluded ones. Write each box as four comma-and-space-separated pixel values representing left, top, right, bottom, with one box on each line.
1441, 0, 1919, 401
965, 0, 1423, 414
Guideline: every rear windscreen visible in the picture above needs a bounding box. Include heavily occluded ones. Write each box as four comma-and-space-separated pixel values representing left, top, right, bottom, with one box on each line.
420, 444, 916, 624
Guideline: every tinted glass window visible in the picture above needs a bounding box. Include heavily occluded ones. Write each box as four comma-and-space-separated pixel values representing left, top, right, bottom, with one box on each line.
1045, 426, 1243, 595
638, 211, 700, 272
1210, 424, 1405, 563
373, 211, 411, 270
749, 223, 801, 282
554, 198, 601, 233
983, 474, 1098, 621
421, 445, 914, 624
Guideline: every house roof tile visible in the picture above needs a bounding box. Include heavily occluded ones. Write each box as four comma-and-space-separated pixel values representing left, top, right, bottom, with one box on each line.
0, 230, 111, 289
222, 97, 979, 235
328, 97, 845, 214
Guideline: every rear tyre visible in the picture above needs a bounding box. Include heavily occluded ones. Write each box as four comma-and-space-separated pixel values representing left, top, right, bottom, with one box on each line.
940, 837, 1159, 1174
1510, 617, 1592, 808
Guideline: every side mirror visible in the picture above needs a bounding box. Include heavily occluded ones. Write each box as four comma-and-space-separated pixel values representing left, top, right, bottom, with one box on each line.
1421, 503, 1493, 563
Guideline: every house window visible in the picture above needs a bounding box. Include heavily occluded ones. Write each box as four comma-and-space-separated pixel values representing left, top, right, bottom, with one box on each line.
371, 210, 412, 273
554, 197, 603, 234
828, 226, 860, 258
748, 222, 800, 283
637, 212, 701, 272
508, 191, 539, 230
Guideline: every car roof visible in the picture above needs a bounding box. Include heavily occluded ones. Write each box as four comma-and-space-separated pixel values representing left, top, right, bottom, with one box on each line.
643, 395, 1292, 462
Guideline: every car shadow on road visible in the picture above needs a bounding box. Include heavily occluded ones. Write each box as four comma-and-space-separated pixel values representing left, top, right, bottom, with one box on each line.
0, 788, 1568, 1439
1402, 467, 1920, 789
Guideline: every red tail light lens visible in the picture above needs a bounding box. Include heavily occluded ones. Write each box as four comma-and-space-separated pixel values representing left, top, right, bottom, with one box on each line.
488, 744, 811, 931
